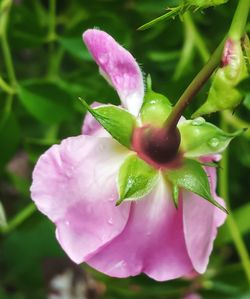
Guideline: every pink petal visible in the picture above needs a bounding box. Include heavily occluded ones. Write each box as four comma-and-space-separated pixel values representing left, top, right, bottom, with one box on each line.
82, 102, 102, 136
83, 29, 144, 116
87, 178, 193, 281
30, 135, 131, 263
182, 164, 226, 273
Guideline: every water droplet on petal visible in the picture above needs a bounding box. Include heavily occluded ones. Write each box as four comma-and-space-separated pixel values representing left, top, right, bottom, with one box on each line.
65, 220, 70, 226
191, 117, 205, 126
108, 218, 113, 225
208, 137, 219, 148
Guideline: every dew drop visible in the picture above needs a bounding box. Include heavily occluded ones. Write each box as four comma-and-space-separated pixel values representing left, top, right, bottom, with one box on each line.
65, 220, 70, 226
208, 137, 219, 148
191, 117, 205, 126
108, 218, 113, 225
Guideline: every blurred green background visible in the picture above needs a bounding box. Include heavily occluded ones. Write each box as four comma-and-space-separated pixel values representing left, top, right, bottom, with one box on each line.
0, 0, 250, 298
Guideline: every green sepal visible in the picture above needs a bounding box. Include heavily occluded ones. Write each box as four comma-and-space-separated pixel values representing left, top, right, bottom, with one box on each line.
193, 40, 247, 117
179, 117, 245, 157
117, 154, 159, 205
172, 184, 179, 208
165, 158, 228, 213
79, 98, 136, 149
140, 76, 172, 127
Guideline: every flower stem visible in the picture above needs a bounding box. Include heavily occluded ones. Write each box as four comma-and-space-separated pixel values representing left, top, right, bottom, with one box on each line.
219, 116, 250, 285
164, 39, 225, 129
0, 203, 36, 234
165, 0, 250, 130
229, 0, 250, 40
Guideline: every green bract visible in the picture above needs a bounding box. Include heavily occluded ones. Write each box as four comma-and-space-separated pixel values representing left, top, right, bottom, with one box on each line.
179, 117, 244, 157
193, 40, 247, 117
117, 155, 159, 205
165, 159, 228, 213
140, 88, 172, 127
79, 98, 136, 149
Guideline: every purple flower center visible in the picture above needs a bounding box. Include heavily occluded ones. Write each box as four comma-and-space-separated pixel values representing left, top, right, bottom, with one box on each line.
132, 125, 182, 169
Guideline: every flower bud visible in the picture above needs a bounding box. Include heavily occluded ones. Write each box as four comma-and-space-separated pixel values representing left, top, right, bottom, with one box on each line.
193, 38, 248, 117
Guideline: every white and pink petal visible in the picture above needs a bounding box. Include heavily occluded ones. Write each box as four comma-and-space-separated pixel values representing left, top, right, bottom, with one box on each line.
182, 165, 226, 273
30, 135, 131, 263
83, 29, 144, 116
87, 177, 193, 281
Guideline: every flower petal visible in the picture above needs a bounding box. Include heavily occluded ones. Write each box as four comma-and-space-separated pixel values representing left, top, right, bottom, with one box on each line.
82, 102, 102, 136
182, 164, 226, 273
30, 135, 131, 263
87, 177, 193, 281
83, 29, 144, 116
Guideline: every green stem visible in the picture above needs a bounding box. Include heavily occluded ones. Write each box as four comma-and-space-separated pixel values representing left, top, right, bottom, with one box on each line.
222, 111, 250, 139
219, 116, 250, 285
188, 12, 250, 284
184, 12, 210, 62
0, 76, 15, 94
165, 0, 250, 130
48, 0, 56, 41
138, 6, 182, 31
229, 0, 250, 40
165, 39, 225, 129
0, 203, 36, 234
0, 0, 16, 86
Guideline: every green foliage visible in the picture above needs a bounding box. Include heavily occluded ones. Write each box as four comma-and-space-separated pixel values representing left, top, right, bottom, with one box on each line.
0, 0, 249, 297
79, 98, 136, 148
179, 117, 244, 157
165, 158, 228, 213
193, 40, 248, 117
117, 154, 158, 205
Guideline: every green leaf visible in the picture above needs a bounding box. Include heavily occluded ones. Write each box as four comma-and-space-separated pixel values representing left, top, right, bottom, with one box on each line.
18, 82, 75, 124
79, 98, 136, 148
59, 37, 92, 60
0, 114, 20, 169
140, 78, 172, 127
117, 155, 158, 205
165, 158, 228, 213
179, 118, 244, 157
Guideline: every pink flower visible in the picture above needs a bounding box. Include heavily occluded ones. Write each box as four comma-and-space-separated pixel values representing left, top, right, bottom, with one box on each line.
31, 29, 226, 281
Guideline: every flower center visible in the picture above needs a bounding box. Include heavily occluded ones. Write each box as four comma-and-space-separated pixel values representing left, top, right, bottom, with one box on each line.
132, 125, 182, 169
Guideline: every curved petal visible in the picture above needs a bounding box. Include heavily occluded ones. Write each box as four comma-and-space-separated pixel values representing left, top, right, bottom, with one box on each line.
82, 102, 102, 136
83, 29, 144, 116
30, 135, 131, 263
87, 177, 193, 281
183, 164, 226, 273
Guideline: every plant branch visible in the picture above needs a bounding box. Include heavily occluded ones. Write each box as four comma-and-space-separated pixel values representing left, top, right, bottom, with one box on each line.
219, 117, 250, 285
